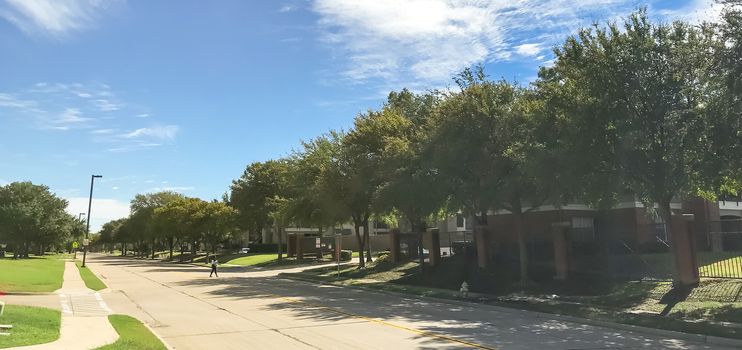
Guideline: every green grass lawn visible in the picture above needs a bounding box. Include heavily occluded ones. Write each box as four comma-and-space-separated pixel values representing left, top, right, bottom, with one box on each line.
0, 257, 65, 293
96, 315, 166, 350
225, 253, 278, 266
75, 261, 107, 291
0, 305, 60, 348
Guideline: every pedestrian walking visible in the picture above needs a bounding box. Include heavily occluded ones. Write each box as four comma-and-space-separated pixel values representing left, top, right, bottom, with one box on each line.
209, 257, 219, 277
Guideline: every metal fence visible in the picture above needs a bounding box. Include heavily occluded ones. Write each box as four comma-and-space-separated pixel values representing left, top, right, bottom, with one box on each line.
700, 219, 742, 279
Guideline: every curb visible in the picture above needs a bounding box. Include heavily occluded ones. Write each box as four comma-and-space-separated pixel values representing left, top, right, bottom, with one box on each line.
0, 291, 54, 296
142, 320, 175, 350
279, 274, 742, 349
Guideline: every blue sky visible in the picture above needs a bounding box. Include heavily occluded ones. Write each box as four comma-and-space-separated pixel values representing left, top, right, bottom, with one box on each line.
0, 0, 723, 230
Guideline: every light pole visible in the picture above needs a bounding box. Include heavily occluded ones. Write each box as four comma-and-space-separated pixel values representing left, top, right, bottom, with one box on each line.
82, 174, 102, 267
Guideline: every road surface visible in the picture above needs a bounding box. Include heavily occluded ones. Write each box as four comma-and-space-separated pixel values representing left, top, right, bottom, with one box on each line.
86, 255, 730, 350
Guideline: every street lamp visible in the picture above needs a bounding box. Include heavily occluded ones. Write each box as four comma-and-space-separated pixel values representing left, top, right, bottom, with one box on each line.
82, 174, 102, 267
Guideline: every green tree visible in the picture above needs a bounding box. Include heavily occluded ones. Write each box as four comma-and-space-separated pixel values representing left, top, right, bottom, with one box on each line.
130, 191, 184, 258
230, 159, 291, 259
201, 200, 238, 256
285, 134, 346, 237
321, 122, 384, 268
0, 182, 71, 258
543, 10, 725, 283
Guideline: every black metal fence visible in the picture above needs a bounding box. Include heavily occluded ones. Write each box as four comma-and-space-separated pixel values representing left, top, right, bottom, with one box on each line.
700, 219, 742, 279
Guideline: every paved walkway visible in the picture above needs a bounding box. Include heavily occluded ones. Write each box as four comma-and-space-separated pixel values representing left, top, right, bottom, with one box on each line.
10, 261, 118, 350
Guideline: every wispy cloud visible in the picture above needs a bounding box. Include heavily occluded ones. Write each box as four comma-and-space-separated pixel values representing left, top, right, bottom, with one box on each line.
120, 125, 179, 141
106, 142, 161, 153
135, 113, 149, 118
95, 99, 122, 111
146, 186, 195, 193
0, 0, 122, 38
312, 0, 721, 88
90, 128, 116, 135
0, 82, 124, 131
279, 4, 296, 13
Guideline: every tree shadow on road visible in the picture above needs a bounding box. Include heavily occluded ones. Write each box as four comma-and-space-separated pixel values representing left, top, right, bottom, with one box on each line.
171, 274, 711, 350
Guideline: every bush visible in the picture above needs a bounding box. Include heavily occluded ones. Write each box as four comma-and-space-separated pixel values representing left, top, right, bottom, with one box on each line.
247, 243, 287, 253
340, 250, 352, 261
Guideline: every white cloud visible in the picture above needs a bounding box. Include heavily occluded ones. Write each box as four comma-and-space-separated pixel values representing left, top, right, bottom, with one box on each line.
106, 142, 161, 153
135, 113, 149, 118
146, 186, 195, 193
120, 125, 179, 140
0, 93, 39, 111
0, 0, 121, 37
312, 0, 721, 88
90, 128, 115, 134
279, 4, 296, 12
656, 0, 725, 23
95, 99, 122, 111
515, 43, 543, 57
65, 197, 131, 232
0, 178, 8, 186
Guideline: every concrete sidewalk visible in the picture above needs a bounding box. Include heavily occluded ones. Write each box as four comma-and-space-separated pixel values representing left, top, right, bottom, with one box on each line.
9, 261, 118, 350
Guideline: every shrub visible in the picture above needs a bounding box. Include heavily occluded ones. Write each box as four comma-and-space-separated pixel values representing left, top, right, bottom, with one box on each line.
340, 250, 352, 261
247, 243, 287, 253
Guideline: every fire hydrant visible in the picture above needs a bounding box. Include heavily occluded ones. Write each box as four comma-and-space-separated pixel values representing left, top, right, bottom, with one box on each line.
460, 281, 469, 297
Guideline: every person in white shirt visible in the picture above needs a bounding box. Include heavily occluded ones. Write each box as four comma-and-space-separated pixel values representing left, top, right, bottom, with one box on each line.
209, 257, 219, 277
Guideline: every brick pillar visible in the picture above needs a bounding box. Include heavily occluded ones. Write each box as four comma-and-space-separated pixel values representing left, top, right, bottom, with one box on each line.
389, 229, 401, 263
474, 225, 490, 268
551, 221, 570, 280
426, 228, 441, 267
287, 234, 296, 257
711, 231, 724, 252
670, 214, 700, 287
296, 233, 304, 260
334, 235, 342, 262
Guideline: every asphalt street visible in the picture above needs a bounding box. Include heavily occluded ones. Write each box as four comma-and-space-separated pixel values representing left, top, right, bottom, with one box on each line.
86, 255, 732, 350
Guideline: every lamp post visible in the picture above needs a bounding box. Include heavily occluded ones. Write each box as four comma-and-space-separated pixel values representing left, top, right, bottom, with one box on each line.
82, 175, 102, 267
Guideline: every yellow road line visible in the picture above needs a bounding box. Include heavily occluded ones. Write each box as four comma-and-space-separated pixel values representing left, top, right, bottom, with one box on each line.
274, 294, 498, 350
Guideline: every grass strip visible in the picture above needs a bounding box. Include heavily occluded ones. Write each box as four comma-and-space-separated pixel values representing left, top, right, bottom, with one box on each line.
96, 315, 167, 350
75, 261, 107, 291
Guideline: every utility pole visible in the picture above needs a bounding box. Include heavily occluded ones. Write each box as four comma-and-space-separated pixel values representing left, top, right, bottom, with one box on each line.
82, 174, 102, 267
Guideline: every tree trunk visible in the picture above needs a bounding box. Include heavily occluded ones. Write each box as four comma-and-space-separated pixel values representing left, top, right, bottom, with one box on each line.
354, 219, 366, 269
168, 236, 174, 261
277, 226, 284, 261
191, 240, 198, 262
364, 219, 373, 263
151, 238, 156, 259
513, 206, 529, 286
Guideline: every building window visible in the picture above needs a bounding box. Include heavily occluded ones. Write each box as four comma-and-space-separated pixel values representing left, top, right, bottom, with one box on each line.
572, 217, 594, 228
456, 214, 465, 228
571, 217, 595, 241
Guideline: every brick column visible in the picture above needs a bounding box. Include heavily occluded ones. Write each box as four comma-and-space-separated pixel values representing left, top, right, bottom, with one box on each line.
287, 234, 296, 257
296, 233, 305, 260
551, 221, 570, 280
334, 235, 343, 262
670, 214, 700, 287
474, 225, 490, 269
389, 229, 401, 263
426, 228, 441, 267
